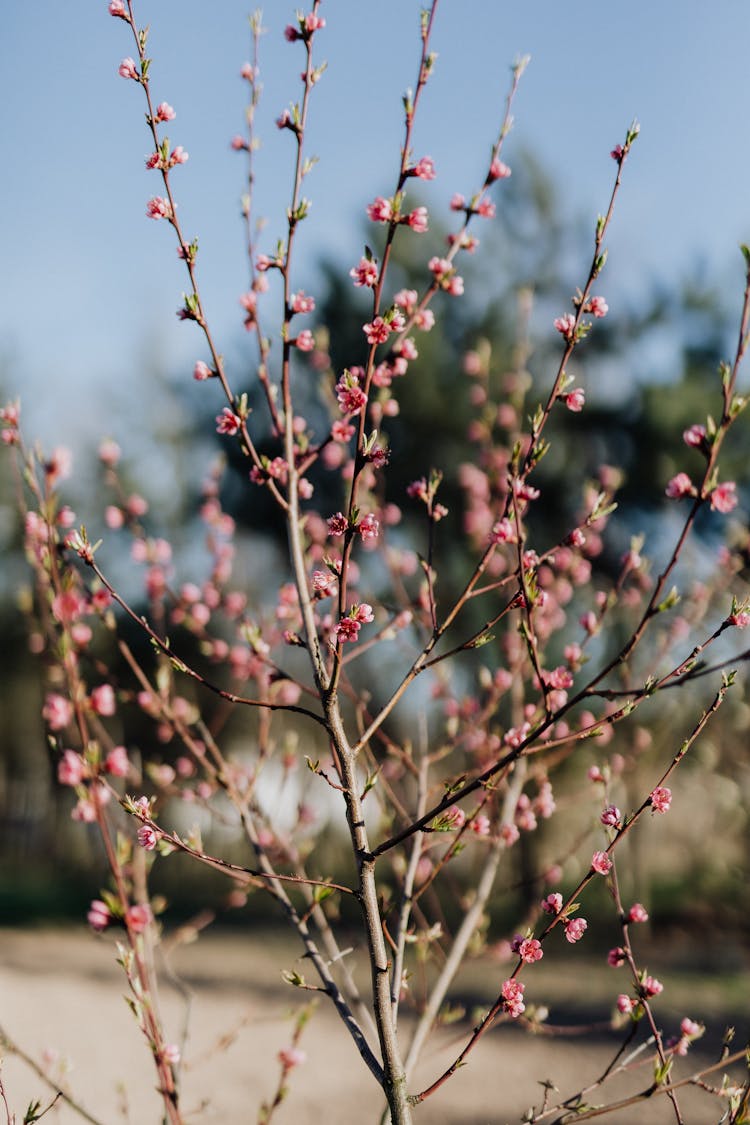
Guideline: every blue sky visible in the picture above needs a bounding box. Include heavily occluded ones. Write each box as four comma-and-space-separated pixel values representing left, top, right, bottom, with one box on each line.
2, 1, 750, 450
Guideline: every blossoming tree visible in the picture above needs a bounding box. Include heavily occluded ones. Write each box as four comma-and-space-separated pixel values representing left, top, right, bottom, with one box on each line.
2, 3, 750, 1123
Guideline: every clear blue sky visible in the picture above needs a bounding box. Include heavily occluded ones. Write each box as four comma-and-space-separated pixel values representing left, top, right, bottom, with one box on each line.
3, 1, 750, 450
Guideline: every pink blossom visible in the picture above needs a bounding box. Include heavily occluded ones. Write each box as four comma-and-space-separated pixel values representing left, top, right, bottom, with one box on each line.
681, 1017, 703, 1040
46, 446, 72, 482
607, 946, 626, 967
470, 814, 491, 836
428, 256, 452, 280
43, 693, 74, 731
591, 850, 612, 876
683, 423, 707, 449
349, 257, 379, 288
0, 401, 20, 427
490, 518, 517, 544
146, 196, 172, 220
127, 493, 149, 518
610, 144, 624, 162
278, 1046, 307, 1070
445, 805, 466, 829
334, 617, 361, 644
627, 902, 649, 924
363, 317, 392, 345
475, 197, 496, 219
665, 472, 694, 499
534, 782, 556, 820
354, 603, 374, 624
367, 196, 393, 223
488, 158, 512, 181
358, 513, 380, 541
294, 330, 315, 352
500, 823, 520, 847
411, 156, 436, 180
405, 206, 429, 233
312, 570, 336, 598
327, 512, 349, 537
710, 481, 737, 513
545, 666, 573, 691
216, 408, 242, 435
563, 917, 588, 944
588, 295, 609, 318
87, 900, 113, 931
104, 746, 129, 778
642, 975, 663, 998
194, 360, 213, 381
155, 102, 176, 122
118, 57, 138, 80
72, 797, 97, 823
542, 893, 563, 915
137, 824, 158, 851
504, 722, 530, 750
58, 750, 86, 787
90, 685, 116, 716
617, 994, 635, 1014
230, 134, 248, 151
125, 903, 153, 934
109, 0, 126, 14
407, 478, 429, 503
501, 978, 525, 1018
580, 610, 598, 636
649, 786, 672, 813
564, 388, 586, 412
331, 420, 355, 443
518, 938, 543, 964
450, 192, 466, 212
729, 610, 750, 628
335, 372, 368, 414
291, 290, 315, 314
600, 804, 621, 828
553, 313, 576, 341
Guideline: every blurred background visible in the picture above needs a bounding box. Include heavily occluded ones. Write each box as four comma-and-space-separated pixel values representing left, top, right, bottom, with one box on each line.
1, 0, 749, 954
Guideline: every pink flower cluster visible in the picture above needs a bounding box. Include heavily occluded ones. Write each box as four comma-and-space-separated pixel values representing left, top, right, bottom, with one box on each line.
591, 850, 612, 876
600, 804, 621, 829
501, 978, 525, 1018
563, 917, 588, 944
146, 196, 172, 221
216, 408, 242, 436
87, 899, 152, 935
335, 371, 368, 415
511, 936, 543, 964
350, 256, 379, 288
334, 603, 374, 644
428, 257, 464, 296
363, 311, 406, 345
649, 786, 672, 813
284, 13, 325, 41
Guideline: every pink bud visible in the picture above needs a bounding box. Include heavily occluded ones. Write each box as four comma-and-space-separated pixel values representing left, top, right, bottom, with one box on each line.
118, 57, 138, 80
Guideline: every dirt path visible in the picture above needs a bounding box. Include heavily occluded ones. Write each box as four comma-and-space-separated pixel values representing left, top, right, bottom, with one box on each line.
0, 928, 743, 1124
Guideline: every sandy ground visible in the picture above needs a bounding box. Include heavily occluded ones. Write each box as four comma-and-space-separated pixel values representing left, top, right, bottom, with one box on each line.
0, 928, 746, 1124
